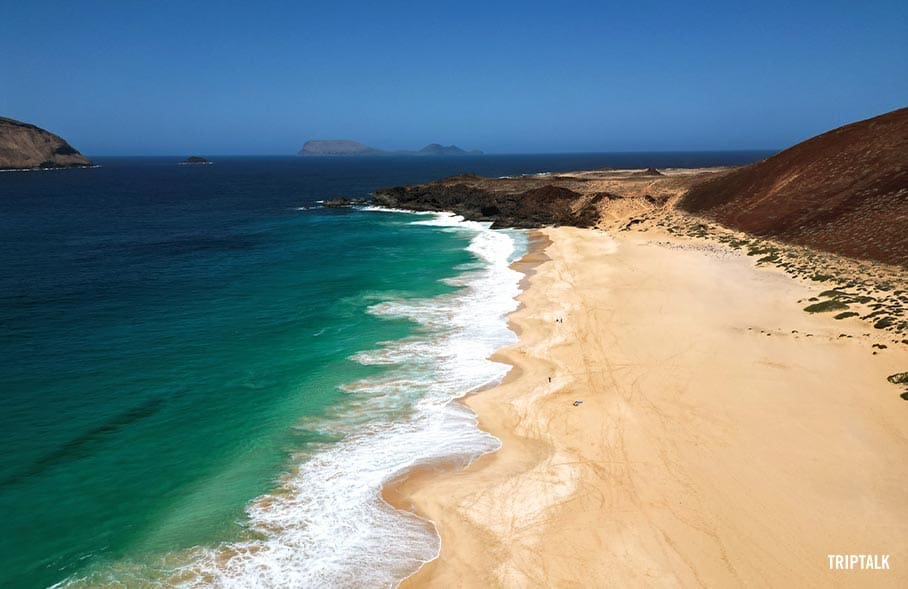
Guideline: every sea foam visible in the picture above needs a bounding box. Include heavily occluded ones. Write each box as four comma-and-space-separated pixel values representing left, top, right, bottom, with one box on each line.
171, 212, 525, 588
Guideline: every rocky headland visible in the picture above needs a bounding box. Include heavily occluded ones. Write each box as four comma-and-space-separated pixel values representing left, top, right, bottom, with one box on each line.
323, 196, 368, 207
0, 117, 93, 170
371, 168, 718, 229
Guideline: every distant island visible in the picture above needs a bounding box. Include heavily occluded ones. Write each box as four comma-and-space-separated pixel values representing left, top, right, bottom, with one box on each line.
179, 156, 212, 165
298, 139, 482, 157
0, 117, 93, 170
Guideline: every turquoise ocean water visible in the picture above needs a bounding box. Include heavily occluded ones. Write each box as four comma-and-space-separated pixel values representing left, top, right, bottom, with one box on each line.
0, 153, 770, 587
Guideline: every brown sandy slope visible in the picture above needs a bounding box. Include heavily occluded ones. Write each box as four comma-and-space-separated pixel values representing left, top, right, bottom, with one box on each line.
679, 108, 908, 266
0, 117, 92, 170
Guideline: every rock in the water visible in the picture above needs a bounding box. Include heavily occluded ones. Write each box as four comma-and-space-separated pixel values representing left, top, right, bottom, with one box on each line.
0, 117, 93, 170
180, 156, 211, 165
323, 196, 367, 207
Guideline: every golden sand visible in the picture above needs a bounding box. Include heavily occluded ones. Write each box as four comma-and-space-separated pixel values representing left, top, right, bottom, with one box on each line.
388, 226, 908, 588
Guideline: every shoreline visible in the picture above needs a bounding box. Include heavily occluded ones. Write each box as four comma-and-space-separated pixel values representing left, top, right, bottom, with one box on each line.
0, 164, 100, 172
382, 229, 552, 581
383, 227, 569, 586
386, 224, 908, 587
56, 210, 531, 588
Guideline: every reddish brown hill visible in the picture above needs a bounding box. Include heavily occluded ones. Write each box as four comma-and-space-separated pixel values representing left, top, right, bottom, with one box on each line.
679, 108, 908, 266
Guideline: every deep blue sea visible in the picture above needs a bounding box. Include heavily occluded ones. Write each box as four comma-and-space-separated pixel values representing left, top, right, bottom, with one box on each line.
0, 152, 771, 588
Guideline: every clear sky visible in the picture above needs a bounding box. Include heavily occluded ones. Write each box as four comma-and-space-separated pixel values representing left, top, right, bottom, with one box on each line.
2, 0, 905, 155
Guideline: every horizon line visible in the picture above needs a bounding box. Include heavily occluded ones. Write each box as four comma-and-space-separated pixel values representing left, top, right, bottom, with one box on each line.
85, 148, 780, 158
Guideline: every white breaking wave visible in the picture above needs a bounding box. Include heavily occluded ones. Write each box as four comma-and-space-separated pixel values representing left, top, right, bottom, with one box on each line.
0, 164, 101, 173
169, 212, 525, 588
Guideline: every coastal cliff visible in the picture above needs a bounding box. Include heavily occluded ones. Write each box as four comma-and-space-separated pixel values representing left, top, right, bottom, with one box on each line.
0, 117, 93, 170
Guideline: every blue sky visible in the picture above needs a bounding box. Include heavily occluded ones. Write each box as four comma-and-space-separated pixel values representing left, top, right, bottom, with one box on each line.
1, 0, 905, 155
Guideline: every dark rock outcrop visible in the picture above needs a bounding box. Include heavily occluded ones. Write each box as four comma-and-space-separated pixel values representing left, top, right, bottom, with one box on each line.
369, 167, 720, 231
637, 167, 664, 176
180, 156, 211, 164
679, 108, 908, 266
0, 117, 93, 170
323, 196, 367, 207
372, 176, 607, 228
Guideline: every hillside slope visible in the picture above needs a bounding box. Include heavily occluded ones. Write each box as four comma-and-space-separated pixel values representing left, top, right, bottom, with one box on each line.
679, 108, 908, 266
0, 117, 93, 170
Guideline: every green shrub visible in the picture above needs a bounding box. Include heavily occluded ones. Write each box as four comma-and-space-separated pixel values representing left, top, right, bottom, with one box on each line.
833, 311, 859, 320
803, 300, 849, 313
887, 372, 908, 386
874, 317, 895, 329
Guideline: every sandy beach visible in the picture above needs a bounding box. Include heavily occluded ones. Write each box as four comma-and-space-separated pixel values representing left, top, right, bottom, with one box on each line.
387, 226, 908, 588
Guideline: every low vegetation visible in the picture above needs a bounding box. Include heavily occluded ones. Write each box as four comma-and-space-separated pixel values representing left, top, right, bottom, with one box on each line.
888, 372, 908, 400
653, 215, 906, 337
803, 300, 849, 313
833, 311, 859, 320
